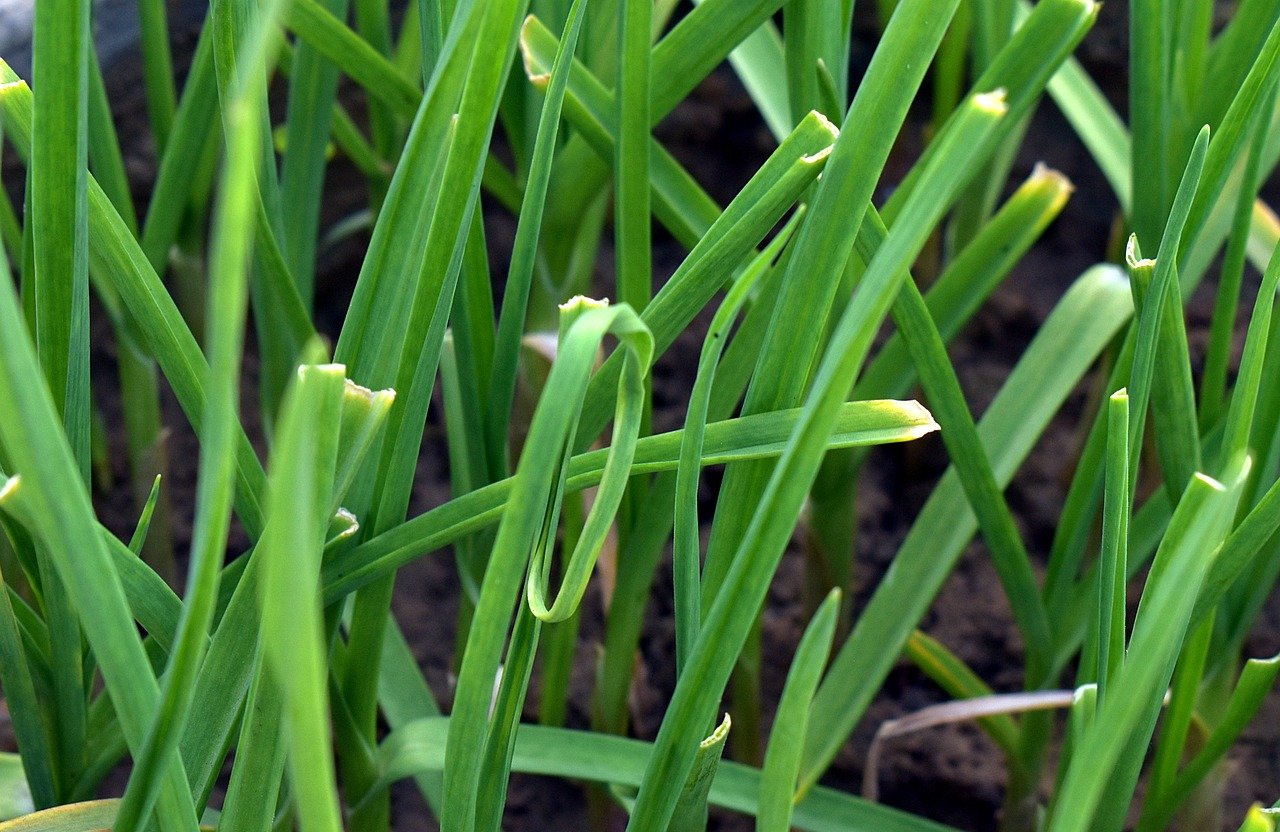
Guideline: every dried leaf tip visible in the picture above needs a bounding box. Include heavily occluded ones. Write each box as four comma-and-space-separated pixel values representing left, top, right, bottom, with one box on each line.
329, 508, 360, 544
559, 295, 609, 313
557, 296, 610, 339
519, 17, 550, 87
809, 110, 840, 139
1192, 471, 1229, 494
343, 378, 395, 409
1125, 234, 1155, 270
973, 88, 1009, 115
895, 399, 942, 438
800, 111, 841, 164
1030, 162, 1075, 194
701, 713, 732, 749
296, 362, 347, 380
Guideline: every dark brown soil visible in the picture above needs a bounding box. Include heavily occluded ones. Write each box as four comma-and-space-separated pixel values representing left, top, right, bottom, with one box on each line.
11, 2, 1277, 831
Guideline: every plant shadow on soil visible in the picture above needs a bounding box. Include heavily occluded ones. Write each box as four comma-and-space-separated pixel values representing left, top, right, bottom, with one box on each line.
17, 2, 1279, 830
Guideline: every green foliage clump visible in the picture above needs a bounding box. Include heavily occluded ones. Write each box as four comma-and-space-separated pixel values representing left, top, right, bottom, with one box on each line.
0, 0, 1277, 831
